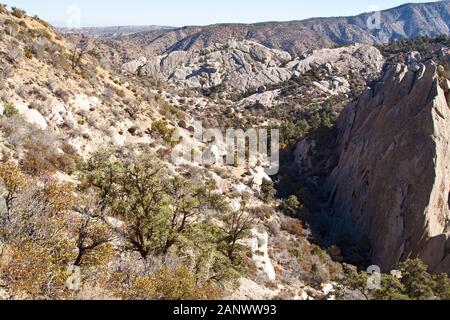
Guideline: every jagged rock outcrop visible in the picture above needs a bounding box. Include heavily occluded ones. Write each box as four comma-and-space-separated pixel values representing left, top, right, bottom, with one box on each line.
122, 56, 147, 73
123, 41, 383, 93
326, 61, 450, 273
124, 40, 292, 92
289, 45, 383, 76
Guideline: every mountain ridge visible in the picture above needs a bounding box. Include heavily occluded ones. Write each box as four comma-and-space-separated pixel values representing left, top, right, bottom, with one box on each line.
93, 1, 450, 58
68, 1, 450, 65
64, 1, 443, 31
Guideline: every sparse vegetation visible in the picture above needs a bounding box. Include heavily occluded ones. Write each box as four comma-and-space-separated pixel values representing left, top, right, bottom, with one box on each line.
71, 37, 90, 70
112, 266, 221, 300
280, 217, 304, 236
151, 120, 174, 144
78, 150, 252, 288
3, 101, 18, 117
337, 260, 450, 300
0, 4, 7, 14
0, 4, 448, 301
0, 161, 80, 298
282, 195, 301, 216
260, 178, 276, 203
11, 7, 26, 19
378, 35, 450, 68
5, 42, 22, 64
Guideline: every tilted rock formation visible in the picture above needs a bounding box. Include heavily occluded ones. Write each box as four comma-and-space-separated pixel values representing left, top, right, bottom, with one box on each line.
326, 61, 450, 273
123, 40, 293, 92
123, 41, 383, 93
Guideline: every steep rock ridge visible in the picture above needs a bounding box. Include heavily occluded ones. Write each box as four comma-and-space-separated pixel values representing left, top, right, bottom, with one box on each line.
123, 41, 383, 93
299, 0, 450, 46
326, 61, 450, 272
125, 23, 333, 57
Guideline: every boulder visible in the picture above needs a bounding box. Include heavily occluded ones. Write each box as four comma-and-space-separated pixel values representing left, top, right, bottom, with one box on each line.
13, 100, 47, 130
122, 56, 147, 73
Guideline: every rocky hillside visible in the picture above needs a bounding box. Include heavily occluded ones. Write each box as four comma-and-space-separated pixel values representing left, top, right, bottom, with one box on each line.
1, 4, 449, 301
115, 1, 450, 57
0, 5, 348, 301
122, 40, 383, 94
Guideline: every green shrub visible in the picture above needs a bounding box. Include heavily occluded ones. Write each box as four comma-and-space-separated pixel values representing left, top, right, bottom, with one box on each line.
160, 101, 186, 121
112, 266, 222, 300
283, 195, 301, 216
11, 7, 26, 18
80, 150, 250, 284
397, 259, 438, 300
151, 120, 174, 143
337, 259, 450, 300
3, 101, 18, 117
260, 178, 276, 203
24, 47, 33, 59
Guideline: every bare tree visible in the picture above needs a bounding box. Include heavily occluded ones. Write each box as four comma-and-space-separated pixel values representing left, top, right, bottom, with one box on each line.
124, 100, 142, 120
71, 36, 90, 70
29, 40, 45, 59
0, 63, 12, 80
72, 197, 112, 267
5, 42, 22, 64
0, 161, 27, 223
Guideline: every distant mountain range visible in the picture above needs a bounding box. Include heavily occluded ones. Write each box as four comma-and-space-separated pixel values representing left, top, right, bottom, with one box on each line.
67, 1, 450, 60
59, 25, 174, 38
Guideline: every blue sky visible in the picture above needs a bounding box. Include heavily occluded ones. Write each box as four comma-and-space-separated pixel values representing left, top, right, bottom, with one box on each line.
2, 0, 437, 27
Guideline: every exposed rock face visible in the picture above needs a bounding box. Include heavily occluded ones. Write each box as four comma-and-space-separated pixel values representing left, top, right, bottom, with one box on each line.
122, 56, 147, 73
124, 40, 292, 92
289, 45, 383, 76
326, 61, 450, 272
123, 41, 383, 93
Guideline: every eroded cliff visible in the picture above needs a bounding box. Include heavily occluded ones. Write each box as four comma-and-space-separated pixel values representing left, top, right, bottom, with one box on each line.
326, 61, 450, 272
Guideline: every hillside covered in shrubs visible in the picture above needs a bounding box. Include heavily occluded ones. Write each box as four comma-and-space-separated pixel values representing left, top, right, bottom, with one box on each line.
0, 4, 449, 300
